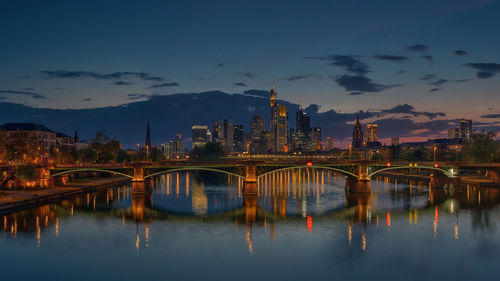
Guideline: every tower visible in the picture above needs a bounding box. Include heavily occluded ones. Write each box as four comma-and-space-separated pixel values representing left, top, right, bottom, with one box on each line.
352, 115, 363, 149
74, 130, 79, 144
145, 121, 151, 148
269, 84, 288, 153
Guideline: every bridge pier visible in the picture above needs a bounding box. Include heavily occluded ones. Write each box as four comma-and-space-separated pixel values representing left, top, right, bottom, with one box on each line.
240, 160, 262, 195
345, 161, 372, 193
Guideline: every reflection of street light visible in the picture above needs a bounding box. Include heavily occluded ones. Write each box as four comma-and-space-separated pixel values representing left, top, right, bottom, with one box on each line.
433, 145, 437, 162
455, 145, 459, 162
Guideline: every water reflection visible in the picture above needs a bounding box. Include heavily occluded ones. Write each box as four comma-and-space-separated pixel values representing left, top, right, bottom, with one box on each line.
1, 168, 500, 255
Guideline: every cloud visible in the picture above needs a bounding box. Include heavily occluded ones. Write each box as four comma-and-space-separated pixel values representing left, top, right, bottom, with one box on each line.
216, 62, 225, 67
429, 88, 440, 92
481, 114, 500, 119
283, 74, 311, 81
420, 74, 437, 81
334, 75, 400, 93
21, 88, 35, 91
454, 79, 469, 82
238, 72, 257, 78
422, 55, 433, 62
233, 82, 248, 87
396, 70, 408, 74
126, 93, 150, 100
463, 62, 500, 78
349, 92, 365, 96
81, 98, 92, 102
40, 70, 164, 81
114, 81, 134, 86
429, 79, 448, 86
243, 89, 269, 98
406, 44, 429, 52
373, 55, 409, 62
147, 82, 180, 89
381, 104, 445, 119
0, 90, 47, 99
454, 49, 469, 56
305, 54, 369, 75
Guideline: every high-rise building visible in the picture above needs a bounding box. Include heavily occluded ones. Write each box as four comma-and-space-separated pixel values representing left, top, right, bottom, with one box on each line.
192, 125, 211, 149
448, 128, 459, 139
294, 108, 311, 151
391, 136, 400, 146
145, 121, 151, 148
324, 137, 334, 151
352, 115, 363, 148
212, 121, 222, 142
164, 134, 183, 156
312, 127, 321, 151
250, 115, 265, 140
365, 124, 378, 142
270, 86, 288, 153
458, 119, 473, 141
233, 125, 244, 152
223, 119, 234, 152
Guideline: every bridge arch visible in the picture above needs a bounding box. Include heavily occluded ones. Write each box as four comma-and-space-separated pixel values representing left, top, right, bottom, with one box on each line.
258, 165, 359, 179
144, 167, 246, 179
368, 165, 454, 178
50, 168, 134, 179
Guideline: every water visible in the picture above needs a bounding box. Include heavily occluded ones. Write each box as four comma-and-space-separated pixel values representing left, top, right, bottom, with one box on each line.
1, 169, 500, 281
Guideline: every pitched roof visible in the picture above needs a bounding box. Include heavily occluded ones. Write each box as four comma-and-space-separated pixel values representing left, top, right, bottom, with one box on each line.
1, 123, 54, 132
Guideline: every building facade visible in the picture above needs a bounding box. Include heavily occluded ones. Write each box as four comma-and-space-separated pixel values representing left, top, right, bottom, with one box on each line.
269, 86, 288, 153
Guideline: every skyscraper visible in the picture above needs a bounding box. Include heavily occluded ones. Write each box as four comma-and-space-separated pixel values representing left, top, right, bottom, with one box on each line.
223, 119, 234, 152
145, 121, 151, 148
250, 115, 265, 140
192, 125, 211, 149
269, 85, 288, 153
294, 108, 311, 151
324, 137, 334, 151
365, 124, 378, 142
312, 127, 321, 151
352, 115, 363, 149
458, 119, 473, 141
233, 125, 244, 152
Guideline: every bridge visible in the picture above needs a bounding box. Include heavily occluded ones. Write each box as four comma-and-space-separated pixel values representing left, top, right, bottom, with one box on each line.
45, 160, 460, 194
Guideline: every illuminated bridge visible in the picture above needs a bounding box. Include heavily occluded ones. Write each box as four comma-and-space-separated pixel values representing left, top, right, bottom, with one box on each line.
47, 160, 460, 193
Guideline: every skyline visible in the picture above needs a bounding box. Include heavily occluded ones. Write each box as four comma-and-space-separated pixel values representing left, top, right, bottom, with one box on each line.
1, 0, 500, 144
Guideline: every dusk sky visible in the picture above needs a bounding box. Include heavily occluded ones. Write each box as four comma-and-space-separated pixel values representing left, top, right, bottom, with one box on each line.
1, 0, 500, 142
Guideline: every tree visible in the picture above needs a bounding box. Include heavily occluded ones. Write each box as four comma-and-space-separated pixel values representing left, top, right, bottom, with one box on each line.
390, 145, 402, 162
190, 142, 226, 161
15, 165, 36, 186
462, 132, 498, 163
117, 150, 131, 163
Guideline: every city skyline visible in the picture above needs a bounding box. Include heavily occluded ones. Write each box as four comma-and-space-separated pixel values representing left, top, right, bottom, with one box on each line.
0, 0, 499, 144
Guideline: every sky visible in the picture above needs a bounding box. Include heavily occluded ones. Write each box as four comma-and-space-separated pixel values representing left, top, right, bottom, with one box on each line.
1, 0, 500, 142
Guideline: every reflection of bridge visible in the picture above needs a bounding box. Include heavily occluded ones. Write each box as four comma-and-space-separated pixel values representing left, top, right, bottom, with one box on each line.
48, 160, 460, 193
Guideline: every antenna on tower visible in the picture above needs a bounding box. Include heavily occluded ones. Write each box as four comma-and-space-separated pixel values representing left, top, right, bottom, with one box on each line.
272, 80, 276, 90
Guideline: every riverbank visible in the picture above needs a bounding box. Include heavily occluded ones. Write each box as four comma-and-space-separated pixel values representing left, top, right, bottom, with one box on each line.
0, 177, 130, 214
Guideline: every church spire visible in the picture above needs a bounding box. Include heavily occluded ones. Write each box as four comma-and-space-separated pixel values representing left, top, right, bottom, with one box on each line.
145, 121, 151, 148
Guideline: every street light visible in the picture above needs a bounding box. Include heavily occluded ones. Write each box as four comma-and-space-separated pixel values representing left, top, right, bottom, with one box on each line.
433, 145, 437, 163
